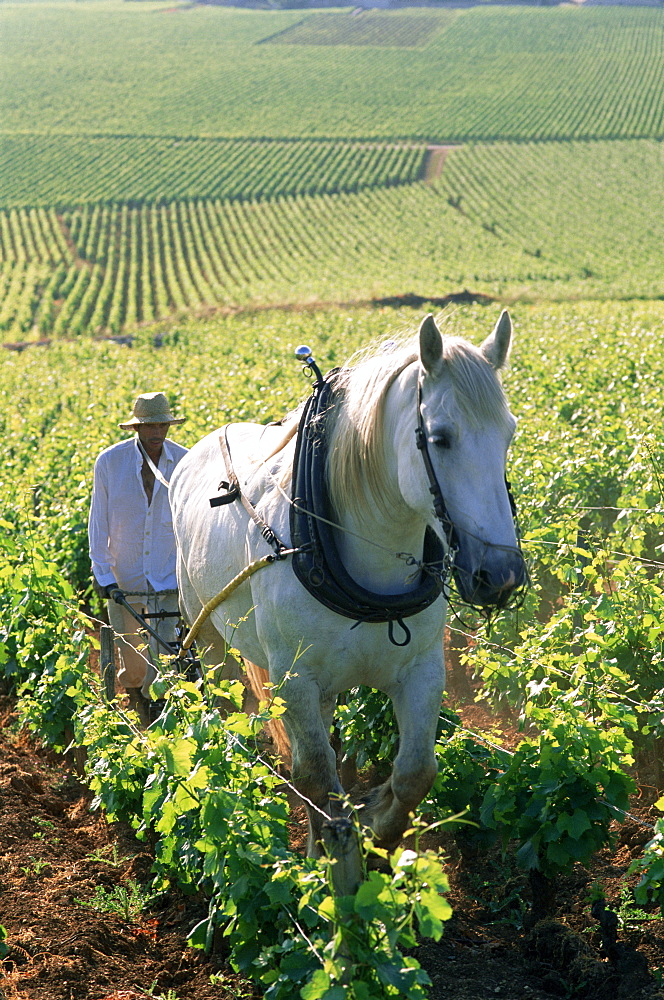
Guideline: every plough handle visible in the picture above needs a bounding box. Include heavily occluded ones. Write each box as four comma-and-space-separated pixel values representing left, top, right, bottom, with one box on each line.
107, 588, 178, 657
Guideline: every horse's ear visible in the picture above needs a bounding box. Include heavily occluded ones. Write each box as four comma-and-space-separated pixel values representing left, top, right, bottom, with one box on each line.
480, 309, 512, 370
419, 314, 444, 376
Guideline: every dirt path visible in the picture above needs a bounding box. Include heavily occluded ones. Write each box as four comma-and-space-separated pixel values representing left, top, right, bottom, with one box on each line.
1, 691, 663, 1000
0, 699, 246, 1000
423, 144, 460, 182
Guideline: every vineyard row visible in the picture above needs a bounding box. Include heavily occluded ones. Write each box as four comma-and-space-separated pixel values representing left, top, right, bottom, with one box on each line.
0, 135, 425, 212
264, 10, 457, 48
3, 7, 664, 148
1, 138, 664, 340
435, 139, 664, 286
0, 185, 565, 340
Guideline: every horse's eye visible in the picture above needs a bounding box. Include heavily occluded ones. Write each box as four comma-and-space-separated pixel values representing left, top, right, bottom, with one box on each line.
430, 432, 452, 450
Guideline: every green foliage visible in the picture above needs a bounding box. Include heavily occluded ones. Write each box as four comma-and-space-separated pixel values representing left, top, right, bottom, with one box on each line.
76, 672, 452, 998
0, 516, 96, 749
77, 880, 158, 921
3, 298, 664, 989
3, 142, 664, 337
335, 688, 398, 768
20, 856, 51, 878
438, 140, 664, 299
427, 714, 636, 880
335, 696, 460, 778
0, 137, 425, 211
2, 5, 664, 338
0, 184, 547, 340
466, 301, 664, 760
613, 880, 661, 930
289, 839, 451, 1000
2, 5, 663, 142
629, 809, 664, 914
86, 844, 131, 868
473, 554, 664, 739
81, 709, 153, 825
479, 720, 634, 878
267, 11, 453, 48
427, 729, 509, 846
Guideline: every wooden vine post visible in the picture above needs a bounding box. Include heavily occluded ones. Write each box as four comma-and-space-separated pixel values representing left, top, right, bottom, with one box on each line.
321, 816, 363, 897
321, 816, 363, 982
100, 624, 116, 704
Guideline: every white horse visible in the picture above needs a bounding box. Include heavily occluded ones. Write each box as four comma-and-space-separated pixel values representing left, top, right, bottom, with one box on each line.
170, 312, 527, 856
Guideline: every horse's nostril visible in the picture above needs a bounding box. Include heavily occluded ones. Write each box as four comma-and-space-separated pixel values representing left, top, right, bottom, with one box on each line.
472, 563, 522, 600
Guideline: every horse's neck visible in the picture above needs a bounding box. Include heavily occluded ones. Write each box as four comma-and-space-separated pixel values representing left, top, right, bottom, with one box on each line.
334, 373, 429, 595
334, 504, 428, 595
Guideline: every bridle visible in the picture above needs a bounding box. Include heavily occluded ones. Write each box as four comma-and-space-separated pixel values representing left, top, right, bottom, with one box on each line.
414, 376, 527, 613
414, 377, 460, 565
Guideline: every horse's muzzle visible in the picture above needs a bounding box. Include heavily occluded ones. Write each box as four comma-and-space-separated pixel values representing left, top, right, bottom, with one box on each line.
455, 550, 528, 608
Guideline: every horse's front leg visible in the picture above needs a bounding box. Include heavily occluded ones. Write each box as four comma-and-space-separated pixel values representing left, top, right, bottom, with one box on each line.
362, 658, 444, 851
279, 674, 343, 856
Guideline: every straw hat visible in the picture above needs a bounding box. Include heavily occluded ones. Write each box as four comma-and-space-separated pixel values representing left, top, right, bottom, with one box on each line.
119, 392, 185, 429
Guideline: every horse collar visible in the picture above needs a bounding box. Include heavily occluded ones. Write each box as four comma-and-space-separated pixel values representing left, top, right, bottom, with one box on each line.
290, 372, 446, 645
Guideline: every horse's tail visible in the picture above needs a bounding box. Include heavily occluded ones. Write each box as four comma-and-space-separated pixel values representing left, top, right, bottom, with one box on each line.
243, 659, 292, 766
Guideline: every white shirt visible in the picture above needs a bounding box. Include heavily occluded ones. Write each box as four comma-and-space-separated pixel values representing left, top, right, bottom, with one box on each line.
88, 435, 188, 593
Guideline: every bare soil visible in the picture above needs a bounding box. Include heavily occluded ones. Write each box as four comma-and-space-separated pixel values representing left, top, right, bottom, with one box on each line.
422, 145, 459, 183
1, 690, 663, 1000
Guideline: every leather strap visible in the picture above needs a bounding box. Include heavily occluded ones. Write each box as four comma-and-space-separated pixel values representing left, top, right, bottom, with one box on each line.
136, 438, 171, 489
217, 426, 289, 556
415, 379, 460, 560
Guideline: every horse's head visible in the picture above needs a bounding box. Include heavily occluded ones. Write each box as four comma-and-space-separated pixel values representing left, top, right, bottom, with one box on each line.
412, 310, 528, 609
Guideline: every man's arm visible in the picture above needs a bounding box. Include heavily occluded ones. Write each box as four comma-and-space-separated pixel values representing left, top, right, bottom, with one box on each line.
88, 454, 118, 591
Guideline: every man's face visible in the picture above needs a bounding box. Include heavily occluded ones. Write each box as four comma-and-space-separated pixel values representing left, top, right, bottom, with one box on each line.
137, 422, 170, 460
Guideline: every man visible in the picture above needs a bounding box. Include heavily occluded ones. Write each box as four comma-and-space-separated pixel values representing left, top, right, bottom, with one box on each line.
88, 391, 188, 724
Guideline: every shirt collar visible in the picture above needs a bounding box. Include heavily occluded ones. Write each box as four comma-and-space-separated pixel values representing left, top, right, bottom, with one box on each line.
133, 435, 175, 468
161, 438, 175, 466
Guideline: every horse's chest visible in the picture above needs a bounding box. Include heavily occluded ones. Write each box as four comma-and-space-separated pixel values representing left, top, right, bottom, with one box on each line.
256, 586, 444, 687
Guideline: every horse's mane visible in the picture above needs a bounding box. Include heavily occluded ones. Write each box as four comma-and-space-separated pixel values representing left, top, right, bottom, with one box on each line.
325, 329, 512, 523
253, 323, 511, 523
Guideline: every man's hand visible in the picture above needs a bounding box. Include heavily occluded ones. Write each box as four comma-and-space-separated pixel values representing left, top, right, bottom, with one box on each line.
92, 577, 120, 600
